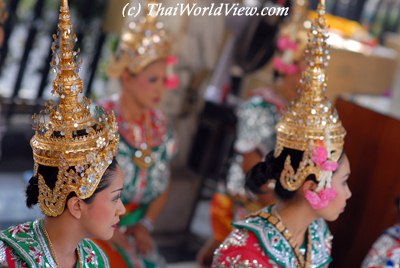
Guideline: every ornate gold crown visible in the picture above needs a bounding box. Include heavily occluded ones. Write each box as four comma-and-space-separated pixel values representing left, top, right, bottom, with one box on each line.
30, 0, 119, 217
274, 0, 346, 191
108, 0, 170, 78
273, 0, 309, 75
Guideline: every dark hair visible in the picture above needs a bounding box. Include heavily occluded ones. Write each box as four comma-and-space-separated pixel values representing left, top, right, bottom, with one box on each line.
234, 1, 292, 74
245, 148, 346, 201
26, 158, 119, 208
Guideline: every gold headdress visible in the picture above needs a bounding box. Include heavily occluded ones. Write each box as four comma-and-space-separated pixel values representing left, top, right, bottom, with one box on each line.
274, 0, 346, 192
30, 0, 119, 217
273, 0, 309, 75
108, 0, 170, 78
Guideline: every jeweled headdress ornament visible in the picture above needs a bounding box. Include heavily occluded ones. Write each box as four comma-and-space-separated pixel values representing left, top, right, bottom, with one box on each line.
274, 0, 346, 192
30, 0, 119, 217
273, 0, 309, 75
108, 0, 170, 78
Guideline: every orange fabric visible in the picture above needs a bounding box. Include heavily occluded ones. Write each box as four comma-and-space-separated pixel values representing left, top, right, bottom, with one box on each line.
210, 193, 234, 242
92, 239, 128, 268
124, 203, 140, 214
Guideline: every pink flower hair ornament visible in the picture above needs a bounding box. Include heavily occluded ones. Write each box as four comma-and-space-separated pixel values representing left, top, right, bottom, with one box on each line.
305, 188, 337, 209
165, 55, 179, 90
273, 33, 304, 76
166, 55, 178, 65
277, 36, 299, 51
312, 141, 339, 172
305, 140, 339, 209
165, 74, 179, 89
273, 57, 300, 75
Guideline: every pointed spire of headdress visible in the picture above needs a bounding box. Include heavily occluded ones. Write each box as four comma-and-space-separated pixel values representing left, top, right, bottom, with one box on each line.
30, 0, 119, 217
49, 0, 87, 129
274, 0, 346, 191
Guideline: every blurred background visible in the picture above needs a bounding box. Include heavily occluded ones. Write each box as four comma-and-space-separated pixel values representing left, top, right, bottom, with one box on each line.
0, 0, 400, 267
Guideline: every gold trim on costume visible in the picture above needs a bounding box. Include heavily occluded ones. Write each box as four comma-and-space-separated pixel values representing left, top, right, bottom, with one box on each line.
251, 210, 312, 268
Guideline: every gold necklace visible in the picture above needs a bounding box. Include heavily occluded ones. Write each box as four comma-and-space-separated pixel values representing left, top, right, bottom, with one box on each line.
132, 111, 154, 169
252, 210, 312, 268
76, 247, 84, 268
41, 220, 83, 268
272, 205, 283, 222
120, 99, 154, 169
41, 221, 61, 267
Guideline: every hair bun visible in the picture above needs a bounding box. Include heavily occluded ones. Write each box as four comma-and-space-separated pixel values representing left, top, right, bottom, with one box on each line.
26, 176, 39, 208
245, 161, 270, 194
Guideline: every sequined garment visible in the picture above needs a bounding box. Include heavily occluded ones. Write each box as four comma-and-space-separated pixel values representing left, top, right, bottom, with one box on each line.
362, 225, 400, 267
226, 88, 285, 198
101, 96, 177, 211
210, 89, 285, 243
212, 206, 332, 268
0, 220, 109, 267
